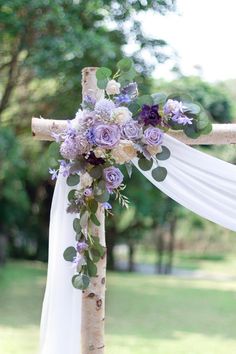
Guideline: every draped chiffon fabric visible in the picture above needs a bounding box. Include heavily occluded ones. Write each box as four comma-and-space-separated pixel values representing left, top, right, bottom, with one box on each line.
39, 133, 236, 354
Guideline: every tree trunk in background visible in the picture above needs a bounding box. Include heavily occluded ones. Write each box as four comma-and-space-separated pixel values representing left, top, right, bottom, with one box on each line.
165, 217, 177, 274
106, 227, 116, 271
128, 241, 135, 272
155, 229, 164, 274
0, 234, 8, 266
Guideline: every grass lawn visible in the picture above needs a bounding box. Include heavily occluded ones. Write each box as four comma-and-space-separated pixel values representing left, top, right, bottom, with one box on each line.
0, 261, 236, 354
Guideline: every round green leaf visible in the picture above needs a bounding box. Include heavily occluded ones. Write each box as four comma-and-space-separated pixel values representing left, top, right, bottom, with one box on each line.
97, 79, 108, 89
152, 93, 167, 105
90, 213, 101, 227
72, 274, 90, 290
117, 58, 133, 71
184, 124, 201, 139
151, 167, 167, 182
67, 189, 76, 202
86, 258, 97, 277
96, 67, 112, 80
88, 199, 98, 214
73, 218, 81, 233
196, 112, 210, 130
184, 102, 201, 115
66, 174, 80, 186
156, 146, 171, 160
89, 166, 103, 179
63, 247, 76, 262
137, 95, 154, 107
138, 157, 153, 171
94, 190, 110, 203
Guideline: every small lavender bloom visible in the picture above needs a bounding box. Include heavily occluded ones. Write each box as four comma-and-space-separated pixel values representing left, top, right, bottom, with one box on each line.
163, 99, 184, 115
92, 124, 120, 149
59, 160, 71, 177
49, 168, 58, 180
72, 254, 85, 269
83, 187, 93, 197
60, 138, 78, 160
121, 120, 142, 140
95, 99, 115, 119
102, 202, 112, 210
140, 105, 162, 126
172, 113, 193, 125
86, 127, 96, 144
51, 132, 63, 143
76, 241, 88, 253
115, 94, 132, 106
103, 166, 124, 191
144, 127, 163, 146
66, 120, 77, 138
82, 95, 96, 110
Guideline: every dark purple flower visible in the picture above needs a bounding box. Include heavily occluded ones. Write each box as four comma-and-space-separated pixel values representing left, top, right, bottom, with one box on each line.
103, 166, 124, 191
92, 124, 120, 149
115, 94, 132, 106
144, 127, 163, 146
76, 241, 88, 253
121, 120, 142, 140
86, 152, 105, 165
140, 104, 162, 126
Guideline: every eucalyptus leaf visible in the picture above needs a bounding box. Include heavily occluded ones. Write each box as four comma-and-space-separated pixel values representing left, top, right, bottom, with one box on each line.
184, 102, 201, 115
66, 174, 80, 186
156, 146, 171, 160
94, 191, 110, 203
67, 189, 76, 202
96, 67, 112, 80
89, 166, 103, 179
63, 247, 76, 262
196, 112, 211, 130
73, 218, 81, 233
167, 93, 193, 103
97, 79, 108, 89
138, 157, 153, 171
199, 122, 213, 135
88, 199, 98, 214
89, 248, 100, 263
90, 213, 101, 227
184, 124, 201, 139
86, 258, 97, 277
137, 95, 153, 107
72, 274, 90, 290
152, 93, 167, 105
151, 166, 167, 182
80, 211, 89, 229
48, 142, 60, 168
117, 58, 133, 72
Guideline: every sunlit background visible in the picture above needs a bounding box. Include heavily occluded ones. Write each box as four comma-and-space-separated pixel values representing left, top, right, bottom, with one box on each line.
0, 1, 236, 353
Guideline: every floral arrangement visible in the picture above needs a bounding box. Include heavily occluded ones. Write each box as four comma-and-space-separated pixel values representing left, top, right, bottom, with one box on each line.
49, 58, 212, 290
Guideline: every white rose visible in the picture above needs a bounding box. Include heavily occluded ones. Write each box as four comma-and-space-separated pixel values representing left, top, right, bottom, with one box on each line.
94, 147, 106, 158
112, 107, 132, 124
79, 172, 93, 189
111, 140, 137, 164
146, 145, 162, 156
106, 80, 121, 95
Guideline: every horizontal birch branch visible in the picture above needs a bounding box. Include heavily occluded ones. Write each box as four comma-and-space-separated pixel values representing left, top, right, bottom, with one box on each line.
31, 117, 236, 145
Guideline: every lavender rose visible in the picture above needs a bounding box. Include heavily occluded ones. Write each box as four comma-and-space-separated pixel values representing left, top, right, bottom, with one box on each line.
121, 120, 142, 140
144, 127, 163, 146
90, 124, 120, 149
103, 166, 124, 191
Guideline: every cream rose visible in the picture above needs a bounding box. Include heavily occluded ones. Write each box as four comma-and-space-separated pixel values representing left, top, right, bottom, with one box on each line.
112, 107, 132, 124
146, 145, 162, 156
94, 147, 106, 158
106, 80, 121, 95
79, 172, 93, 189
111, 140, 137, 164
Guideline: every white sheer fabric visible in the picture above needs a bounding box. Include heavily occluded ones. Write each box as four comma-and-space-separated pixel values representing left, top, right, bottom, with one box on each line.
133, 134, 236, 232
39, 173, 81, 354
40, 134, 236, 354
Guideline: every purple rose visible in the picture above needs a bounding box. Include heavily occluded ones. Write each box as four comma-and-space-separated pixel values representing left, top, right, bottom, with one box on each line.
92, 124, 120, 149
103, 167, 124, 191
140, 104, 162, 126
121, 120, 142, 140
144, 127, 163, 146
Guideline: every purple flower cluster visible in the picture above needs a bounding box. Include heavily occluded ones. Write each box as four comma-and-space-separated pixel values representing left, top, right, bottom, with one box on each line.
163, 99, 192, 126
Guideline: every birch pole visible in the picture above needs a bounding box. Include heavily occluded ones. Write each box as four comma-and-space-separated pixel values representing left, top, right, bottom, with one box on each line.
80, 68, 106, 354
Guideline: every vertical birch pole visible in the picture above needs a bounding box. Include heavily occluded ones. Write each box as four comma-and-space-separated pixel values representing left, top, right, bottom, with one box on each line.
81, 68, 106, 354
